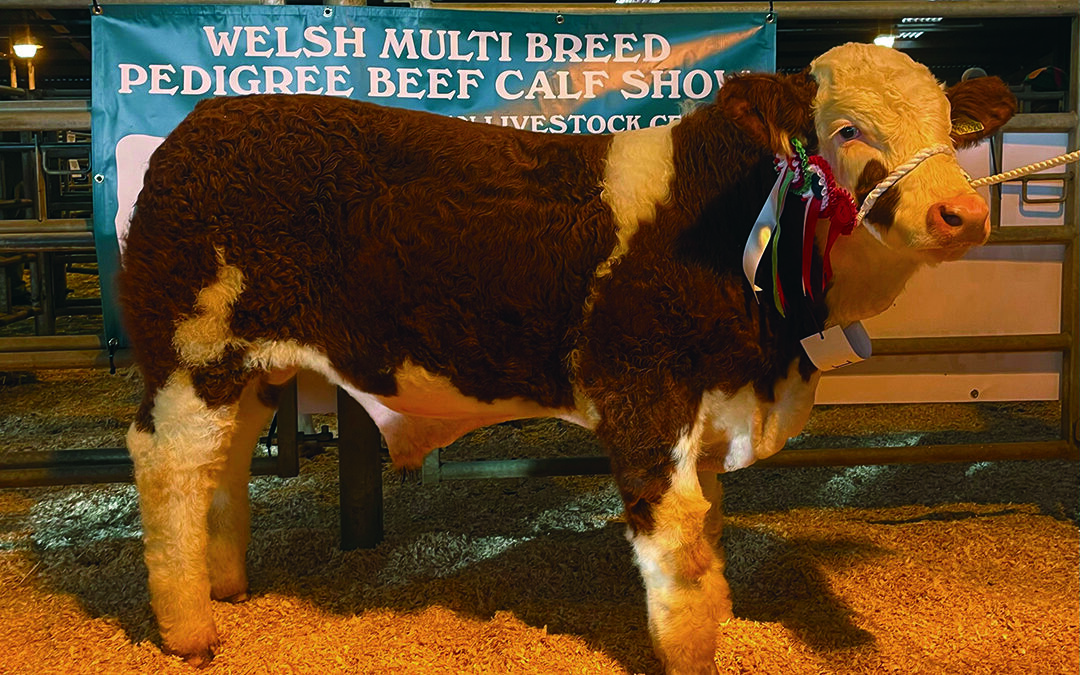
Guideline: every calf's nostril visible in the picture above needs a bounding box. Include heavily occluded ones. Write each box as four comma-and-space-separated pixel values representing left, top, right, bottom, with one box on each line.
941, 206, 963, 228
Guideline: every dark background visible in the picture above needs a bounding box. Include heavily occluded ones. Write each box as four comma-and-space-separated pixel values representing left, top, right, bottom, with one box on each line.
0, 3, 1074, 101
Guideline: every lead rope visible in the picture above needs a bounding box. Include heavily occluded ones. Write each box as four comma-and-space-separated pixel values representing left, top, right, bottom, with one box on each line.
969, 150, 1080, 188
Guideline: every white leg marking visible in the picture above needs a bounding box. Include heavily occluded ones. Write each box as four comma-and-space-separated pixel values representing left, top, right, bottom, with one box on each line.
207, 378, 275, 602
629, 426, 730, 675
700, 362, 820, 472
128, 371, 237, 662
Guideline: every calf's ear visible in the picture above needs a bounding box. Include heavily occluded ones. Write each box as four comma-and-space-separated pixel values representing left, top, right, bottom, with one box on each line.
946, 76, 1017, 149
718, 72, 817, 156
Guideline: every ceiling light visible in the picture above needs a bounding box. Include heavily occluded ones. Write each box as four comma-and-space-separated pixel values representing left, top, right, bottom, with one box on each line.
873, 34, 896, 48
13, 41, 39, 59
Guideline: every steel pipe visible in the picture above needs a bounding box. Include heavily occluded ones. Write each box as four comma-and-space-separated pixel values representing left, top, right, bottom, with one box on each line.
0, 348, 131, 370
0, 231, 94, 251
986, 226, 1074, 244
432, 439, 1078, 482
0, 219, 93, 234
0, 219, 91, 232
416, 1, 1080, 18
438, 456, 612, 481
872, 333, 1071, 356
337, 386, 384, 550
4, 438, 1074, 489
0, 0, 1075, 17
0, 455, 282, 489
0, 335, 106, 352
1004, 112, 1079, 133
756, 440, 1079, 467
0, 101, 90, 132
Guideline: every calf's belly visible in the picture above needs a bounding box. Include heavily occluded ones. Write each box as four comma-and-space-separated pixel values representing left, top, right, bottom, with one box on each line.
261, 348, 595, 469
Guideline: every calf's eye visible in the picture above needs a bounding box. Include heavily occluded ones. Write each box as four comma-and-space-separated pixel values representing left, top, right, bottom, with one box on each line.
838, 125, 860, 141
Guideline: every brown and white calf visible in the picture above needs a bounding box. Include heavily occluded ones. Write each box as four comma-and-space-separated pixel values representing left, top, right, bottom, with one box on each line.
119, 43, 1015, 672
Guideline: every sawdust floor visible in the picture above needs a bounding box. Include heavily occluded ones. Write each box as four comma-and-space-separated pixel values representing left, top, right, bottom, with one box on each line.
0, 368, 1077, 674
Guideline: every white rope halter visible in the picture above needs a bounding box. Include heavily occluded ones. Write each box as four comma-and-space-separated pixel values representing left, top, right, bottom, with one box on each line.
855, 144, 953, 242
856, 146, 1080, 244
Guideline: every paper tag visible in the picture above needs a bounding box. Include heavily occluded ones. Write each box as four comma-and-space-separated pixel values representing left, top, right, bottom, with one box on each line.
800, 322, 872, 371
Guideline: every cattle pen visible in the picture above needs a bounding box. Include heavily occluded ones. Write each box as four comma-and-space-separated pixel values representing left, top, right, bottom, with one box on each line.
0, 1, 1077, 674
0, 0, 1075, 513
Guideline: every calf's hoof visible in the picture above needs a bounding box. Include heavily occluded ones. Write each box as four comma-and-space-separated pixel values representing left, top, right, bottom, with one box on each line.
162, 628, 220, 669
660, 654, 718, 675
655, 637, 719, 675
211, 580, 250, 603
211, 577, 249, 603
216, 590, 249, 603
163, 642, 217, 669
183, 649, 216, 669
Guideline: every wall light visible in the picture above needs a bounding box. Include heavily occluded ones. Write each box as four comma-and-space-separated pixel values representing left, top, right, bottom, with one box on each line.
873, 34, 896, 48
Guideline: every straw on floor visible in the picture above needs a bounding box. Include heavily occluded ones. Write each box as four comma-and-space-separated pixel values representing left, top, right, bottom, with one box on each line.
0, 368, 1076, 674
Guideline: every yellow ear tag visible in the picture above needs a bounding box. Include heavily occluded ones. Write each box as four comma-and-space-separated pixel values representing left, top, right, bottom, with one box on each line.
952, 115, 985, 136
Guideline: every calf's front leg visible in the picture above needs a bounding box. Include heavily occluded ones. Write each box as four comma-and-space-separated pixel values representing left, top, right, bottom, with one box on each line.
615, 430, 732, 675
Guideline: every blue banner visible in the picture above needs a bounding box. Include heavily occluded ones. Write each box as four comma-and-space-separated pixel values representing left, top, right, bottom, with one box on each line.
92, 4, 774, 344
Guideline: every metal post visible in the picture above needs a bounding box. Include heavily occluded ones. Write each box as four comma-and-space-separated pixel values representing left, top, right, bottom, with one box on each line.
336, 386, 383, 550
1064, 14, 1080, 447
421, 447, 441, 484
30, 251, 53, 335
275, 377, 301, 478
33, 132, 46, 222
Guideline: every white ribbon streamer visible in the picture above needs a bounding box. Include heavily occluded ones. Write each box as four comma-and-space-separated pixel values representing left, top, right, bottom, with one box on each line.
742, 163, 788, 296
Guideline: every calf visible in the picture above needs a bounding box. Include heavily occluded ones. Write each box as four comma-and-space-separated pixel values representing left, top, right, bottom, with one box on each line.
119, 43, 1015, 673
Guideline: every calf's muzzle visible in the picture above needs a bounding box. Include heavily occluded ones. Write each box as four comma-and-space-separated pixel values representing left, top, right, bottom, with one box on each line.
926, 192, 989, 246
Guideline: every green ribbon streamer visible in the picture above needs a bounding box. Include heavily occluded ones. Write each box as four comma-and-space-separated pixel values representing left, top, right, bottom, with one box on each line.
770, 167, 795, 317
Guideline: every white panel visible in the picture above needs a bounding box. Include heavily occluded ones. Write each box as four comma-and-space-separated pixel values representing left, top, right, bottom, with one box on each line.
817, 372, 1060, 404
999, 132, 1069, 228
862, 250, 1063, 337
817, 353, 1062, 404
958, 139, 992, 203
297, 369, 337, 414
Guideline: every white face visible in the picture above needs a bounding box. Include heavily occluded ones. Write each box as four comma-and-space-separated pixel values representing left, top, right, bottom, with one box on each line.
810, 43, 989, 262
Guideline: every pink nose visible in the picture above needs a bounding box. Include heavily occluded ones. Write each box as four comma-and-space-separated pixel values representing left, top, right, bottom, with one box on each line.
926, 193, 989, 244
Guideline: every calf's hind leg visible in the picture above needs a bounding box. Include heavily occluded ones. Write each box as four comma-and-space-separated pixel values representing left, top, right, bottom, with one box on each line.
128, 370, 244, 665
207, 376, 279, 603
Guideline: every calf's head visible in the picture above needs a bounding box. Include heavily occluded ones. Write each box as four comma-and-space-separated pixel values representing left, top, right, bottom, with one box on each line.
810, 43, 1016, 262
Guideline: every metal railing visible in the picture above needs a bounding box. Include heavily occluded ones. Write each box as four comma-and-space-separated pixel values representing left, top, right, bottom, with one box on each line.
0, 100, 93, 250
